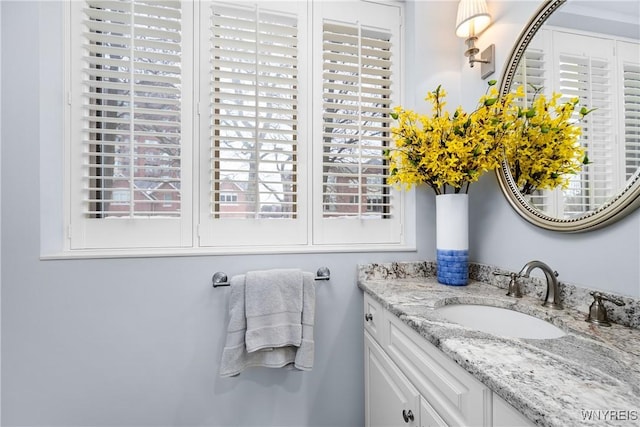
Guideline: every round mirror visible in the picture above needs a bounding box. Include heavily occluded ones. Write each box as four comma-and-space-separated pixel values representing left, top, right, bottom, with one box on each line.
497, 0, 640, 232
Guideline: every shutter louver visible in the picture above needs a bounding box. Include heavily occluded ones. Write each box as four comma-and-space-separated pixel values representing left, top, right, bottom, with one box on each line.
83, 0, 183, 218
321, 22, 393, 219
210, 3, 299, 219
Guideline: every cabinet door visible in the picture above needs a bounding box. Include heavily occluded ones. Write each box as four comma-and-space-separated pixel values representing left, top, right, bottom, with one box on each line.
365, 332, 420, 427
385, 312, 489, 426
420, 397, 448, 427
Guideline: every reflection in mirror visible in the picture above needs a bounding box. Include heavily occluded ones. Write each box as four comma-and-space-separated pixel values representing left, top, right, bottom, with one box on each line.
498, 0, 640, 231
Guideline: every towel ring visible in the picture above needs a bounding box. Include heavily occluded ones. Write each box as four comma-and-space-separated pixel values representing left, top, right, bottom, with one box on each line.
212, 267, 330, 288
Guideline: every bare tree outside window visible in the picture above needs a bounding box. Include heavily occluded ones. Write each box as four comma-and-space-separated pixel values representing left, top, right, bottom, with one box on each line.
321, 22, 393, 219
210, 4, 298, 219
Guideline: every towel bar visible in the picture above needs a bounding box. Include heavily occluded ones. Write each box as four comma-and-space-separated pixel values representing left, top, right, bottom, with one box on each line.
212, 267, 330, 288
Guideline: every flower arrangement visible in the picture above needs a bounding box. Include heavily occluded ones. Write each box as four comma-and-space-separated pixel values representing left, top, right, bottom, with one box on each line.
387, 82, 591, 196
387, 81, 517, 195
504, 85, 592, 195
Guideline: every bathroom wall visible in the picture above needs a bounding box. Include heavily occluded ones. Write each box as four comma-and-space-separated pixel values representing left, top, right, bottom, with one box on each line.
2, 1, 638, 427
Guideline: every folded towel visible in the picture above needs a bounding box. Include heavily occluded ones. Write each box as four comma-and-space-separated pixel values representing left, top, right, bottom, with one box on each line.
219, 272, 315, 377
245, 268, 303, 353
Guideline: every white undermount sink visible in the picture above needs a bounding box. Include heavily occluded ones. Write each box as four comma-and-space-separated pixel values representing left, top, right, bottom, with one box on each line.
435, 304, 566, 339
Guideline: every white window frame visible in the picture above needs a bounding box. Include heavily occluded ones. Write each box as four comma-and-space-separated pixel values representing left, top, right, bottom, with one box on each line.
55, 0, 413, 258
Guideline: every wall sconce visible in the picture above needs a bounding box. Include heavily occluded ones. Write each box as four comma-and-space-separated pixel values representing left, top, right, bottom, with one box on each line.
455, 0, 495, 78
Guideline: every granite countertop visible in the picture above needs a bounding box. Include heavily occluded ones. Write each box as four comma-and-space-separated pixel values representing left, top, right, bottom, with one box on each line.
358, 262, 640, 427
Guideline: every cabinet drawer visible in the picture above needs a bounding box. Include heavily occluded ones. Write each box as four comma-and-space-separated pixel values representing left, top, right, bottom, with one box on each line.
363, 293, 385, 345
385, 314, 490, 427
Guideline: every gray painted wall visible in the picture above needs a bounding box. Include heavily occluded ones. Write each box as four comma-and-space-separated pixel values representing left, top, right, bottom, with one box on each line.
1, 1, 638, 426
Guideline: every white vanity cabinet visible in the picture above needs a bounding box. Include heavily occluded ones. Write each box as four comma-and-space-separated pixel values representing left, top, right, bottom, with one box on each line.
363, 293, 534, 427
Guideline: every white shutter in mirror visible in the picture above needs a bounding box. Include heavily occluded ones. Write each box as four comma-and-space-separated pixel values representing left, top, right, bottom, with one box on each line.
554, 32, 616, 217
619, 41, 640, 182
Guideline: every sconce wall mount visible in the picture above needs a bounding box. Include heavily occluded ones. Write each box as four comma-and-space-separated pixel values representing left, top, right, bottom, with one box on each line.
456, 0, 494, 77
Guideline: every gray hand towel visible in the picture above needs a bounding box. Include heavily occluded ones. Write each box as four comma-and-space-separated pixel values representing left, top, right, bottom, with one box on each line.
245, 268, 303, 353
219, 274, 298, 378
219, 271, 316, 377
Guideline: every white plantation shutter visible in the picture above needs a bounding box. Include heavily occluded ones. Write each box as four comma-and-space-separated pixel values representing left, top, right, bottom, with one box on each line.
619, 41, 640, 181
69, 0, 193, 249
211, 4, 298, 218
623, 63, 640, 179
198, 1, 308, 247
554, 32, 616, 217
313, 0, 403, 245
82, 0, 182, 218
321, 23, 393, 218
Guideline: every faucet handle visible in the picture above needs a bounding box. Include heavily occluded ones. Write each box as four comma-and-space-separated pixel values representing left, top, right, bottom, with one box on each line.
493, 272, 522, 298
506, 272, 522, 298
594, 291, 625, 307
586, 292, 625, 327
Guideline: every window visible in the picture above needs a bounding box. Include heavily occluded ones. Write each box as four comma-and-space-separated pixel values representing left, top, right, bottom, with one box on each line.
219, 193, 238, 204
66, 0, 408, 254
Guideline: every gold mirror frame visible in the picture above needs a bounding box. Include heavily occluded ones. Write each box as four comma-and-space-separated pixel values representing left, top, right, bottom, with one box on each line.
496, 0, 640, 232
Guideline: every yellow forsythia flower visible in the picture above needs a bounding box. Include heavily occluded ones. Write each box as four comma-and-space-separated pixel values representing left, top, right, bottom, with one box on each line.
388, 82, 590, 195
503, 86, 590, 195
388, 82, 519, 195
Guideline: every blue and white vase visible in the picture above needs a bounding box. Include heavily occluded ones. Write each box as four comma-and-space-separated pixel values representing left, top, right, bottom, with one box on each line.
436, 193, 469, 286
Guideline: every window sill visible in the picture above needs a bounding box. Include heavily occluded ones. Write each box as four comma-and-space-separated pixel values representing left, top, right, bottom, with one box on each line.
40, 243, 417, 260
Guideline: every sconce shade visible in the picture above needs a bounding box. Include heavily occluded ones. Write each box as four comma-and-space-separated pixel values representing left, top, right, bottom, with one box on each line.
455, 0, 491, 38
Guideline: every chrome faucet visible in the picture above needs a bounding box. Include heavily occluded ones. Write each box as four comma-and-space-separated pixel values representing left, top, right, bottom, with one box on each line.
518, 260, 563, 309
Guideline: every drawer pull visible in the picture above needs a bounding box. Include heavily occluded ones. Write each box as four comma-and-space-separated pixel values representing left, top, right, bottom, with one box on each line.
402, 409, 414, 423
364, 313, 373, 322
